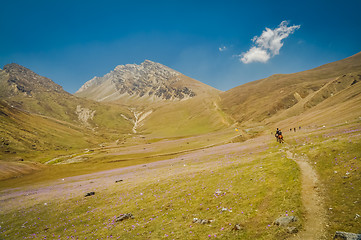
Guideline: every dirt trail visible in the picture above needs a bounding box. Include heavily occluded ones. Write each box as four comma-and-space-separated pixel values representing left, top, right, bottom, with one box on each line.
286, 149, 327, 240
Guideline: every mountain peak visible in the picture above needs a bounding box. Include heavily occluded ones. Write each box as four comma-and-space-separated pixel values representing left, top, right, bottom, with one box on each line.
4, 63, 33, 75
2, 63, 64, 95
75, 60, 217, 102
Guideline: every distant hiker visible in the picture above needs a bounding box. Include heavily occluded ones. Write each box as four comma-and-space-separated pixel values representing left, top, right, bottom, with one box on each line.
275, 128, 284, 143
278, 129, 284, 143
290, 128, 292, 132
275, 128, 283, 142
294, 127, 296, 132
299, 126, 301, 130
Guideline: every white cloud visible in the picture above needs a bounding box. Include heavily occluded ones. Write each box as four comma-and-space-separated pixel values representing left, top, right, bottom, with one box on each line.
240, 21, 300, 64
240, 47, 270, 63
219, 46, 227, 52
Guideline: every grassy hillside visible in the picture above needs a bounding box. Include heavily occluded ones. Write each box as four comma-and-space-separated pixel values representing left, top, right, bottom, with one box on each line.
0, 65, 134, 156
220, 52, 361, 125
274, 72, 361, 131
1, 53, 361, 239
0, 134, 303, 239
0, 100, 101, 178
142, 95, 233, 137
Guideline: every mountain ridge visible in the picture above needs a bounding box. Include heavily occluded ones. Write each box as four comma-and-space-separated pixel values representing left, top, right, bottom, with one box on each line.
220, 51, 361, 125
1, 51, 361, 164
1, 63, 65, 97
75, 60, 219, 103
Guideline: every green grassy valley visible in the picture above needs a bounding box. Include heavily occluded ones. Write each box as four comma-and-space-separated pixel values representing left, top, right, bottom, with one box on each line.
1, 53, 361, 239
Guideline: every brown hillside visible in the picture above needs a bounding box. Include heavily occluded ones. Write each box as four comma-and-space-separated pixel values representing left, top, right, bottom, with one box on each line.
220, 51, 361, 125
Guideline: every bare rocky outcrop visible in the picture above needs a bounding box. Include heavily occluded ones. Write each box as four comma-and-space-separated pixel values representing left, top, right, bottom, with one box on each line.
75, 105, 95, 126
2, 63, 64, 96
75, 60, 197, 102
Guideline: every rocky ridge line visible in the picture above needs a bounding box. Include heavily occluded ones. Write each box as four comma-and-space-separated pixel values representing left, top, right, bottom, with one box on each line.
76, 60, 197, 101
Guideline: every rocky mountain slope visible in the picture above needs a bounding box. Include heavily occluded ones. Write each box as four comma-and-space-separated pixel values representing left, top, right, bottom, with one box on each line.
0, 62, 227, 159
0, 64, 134, 158
1, 51, 361, 163
75, 60, 219, 103
74, 60, 226, 137
1, 63, 64, 96
0, 63, 133, 129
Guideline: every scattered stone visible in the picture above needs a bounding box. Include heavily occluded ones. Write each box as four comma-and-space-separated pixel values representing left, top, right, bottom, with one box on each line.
287, 226, 298, 234
115, 179, 123, 183
274, 216, 298, 227
84, 192, 95, 197
333, 231, 361, 240
232, 224, 244, 231
221, 207, 232, 213
115, 213, 134, 222
192, 218, 213, 224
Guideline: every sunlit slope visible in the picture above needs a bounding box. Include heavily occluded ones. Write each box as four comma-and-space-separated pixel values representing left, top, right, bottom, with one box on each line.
0, 100, 98, 160
142, 95, 233, 137
276, 72, 361, 128
220, 51, 361, 125
74, 60, 227, 137
0, 64, 134, 138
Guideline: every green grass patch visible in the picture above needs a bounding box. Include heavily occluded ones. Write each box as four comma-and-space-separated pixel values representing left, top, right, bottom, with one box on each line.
0, 147, 302, 239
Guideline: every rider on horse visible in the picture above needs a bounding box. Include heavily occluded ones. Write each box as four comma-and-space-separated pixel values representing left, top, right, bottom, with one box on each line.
275, 128, 284, 143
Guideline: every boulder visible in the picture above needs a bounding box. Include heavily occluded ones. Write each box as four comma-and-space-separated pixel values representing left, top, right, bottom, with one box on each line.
84, 191, 95, 197
232, 224, 244, 231
115, 213, 134, 222
274, 216, 298, 227
334, 231, 361, 240
287, 226, 298, 234
192, 218, 213, 224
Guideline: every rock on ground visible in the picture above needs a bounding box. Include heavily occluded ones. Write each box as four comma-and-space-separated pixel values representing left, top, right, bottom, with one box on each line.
116, 213, 134, 222
274, 216, 298, 227
193, 218, 213, 224
84, 191, 95, 197
334, 231, 361, 240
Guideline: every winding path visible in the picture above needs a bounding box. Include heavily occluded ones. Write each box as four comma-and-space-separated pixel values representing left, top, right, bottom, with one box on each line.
286, 149, 327, 240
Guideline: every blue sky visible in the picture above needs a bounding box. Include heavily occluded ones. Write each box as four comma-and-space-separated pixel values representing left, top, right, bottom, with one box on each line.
0, 0, 360, 93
